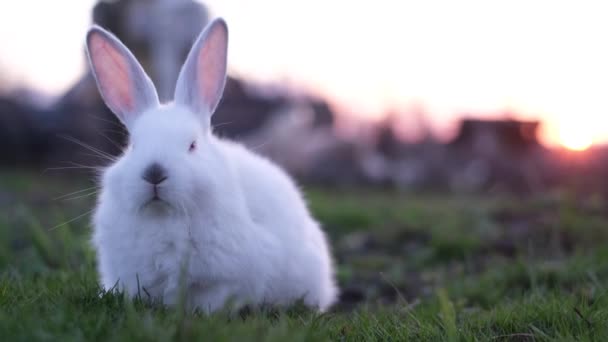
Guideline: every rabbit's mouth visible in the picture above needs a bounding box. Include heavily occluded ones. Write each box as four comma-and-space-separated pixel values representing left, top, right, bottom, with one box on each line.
152, 186, 161, 200
149, 190, 166, 204
142, 186, 170, 208
142, 195, 171, 213
149, 183, 170, 202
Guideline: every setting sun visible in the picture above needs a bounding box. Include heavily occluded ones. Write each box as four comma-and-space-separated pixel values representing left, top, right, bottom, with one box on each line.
560, 131, 593, 151
1, 1, 608, 148
556, 117, 597, 151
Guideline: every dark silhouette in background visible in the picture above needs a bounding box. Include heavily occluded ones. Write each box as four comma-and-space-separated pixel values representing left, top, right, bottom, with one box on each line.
0, 0, 604, 195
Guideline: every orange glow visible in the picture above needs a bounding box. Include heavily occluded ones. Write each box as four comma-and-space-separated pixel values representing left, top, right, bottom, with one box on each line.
1, 1, 608, 148
559, 130, 593, 151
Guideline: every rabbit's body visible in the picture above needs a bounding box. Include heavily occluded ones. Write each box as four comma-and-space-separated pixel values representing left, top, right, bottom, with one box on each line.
87, 20, 337, 313
93, 111, 336, 311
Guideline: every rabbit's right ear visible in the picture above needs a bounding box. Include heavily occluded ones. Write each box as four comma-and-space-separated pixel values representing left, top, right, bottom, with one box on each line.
86, 25, 159, 130
174, 18, 228, 123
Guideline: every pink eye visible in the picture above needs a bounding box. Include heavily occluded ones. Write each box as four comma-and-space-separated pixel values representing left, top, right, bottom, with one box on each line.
189, 141, 197, 152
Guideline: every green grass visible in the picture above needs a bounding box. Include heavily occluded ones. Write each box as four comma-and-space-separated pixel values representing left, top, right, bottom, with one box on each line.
1, 170, 608, 340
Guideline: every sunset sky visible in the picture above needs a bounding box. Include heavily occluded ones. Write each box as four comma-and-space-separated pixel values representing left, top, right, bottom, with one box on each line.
0, 0, 607, 149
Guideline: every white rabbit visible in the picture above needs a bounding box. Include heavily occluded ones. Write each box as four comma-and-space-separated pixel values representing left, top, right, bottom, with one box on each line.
87, 18, 338, 313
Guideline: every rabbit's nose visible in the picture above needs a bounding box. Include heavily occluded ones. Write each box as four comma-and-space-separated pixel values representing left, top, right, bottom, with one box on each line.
142, 163, 168, 185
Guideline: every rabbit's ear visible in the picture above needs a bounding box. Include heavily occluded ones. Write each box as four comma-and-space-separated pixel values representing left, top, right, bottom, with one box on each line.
86, 25, 159, 130
174, 18, 228, 122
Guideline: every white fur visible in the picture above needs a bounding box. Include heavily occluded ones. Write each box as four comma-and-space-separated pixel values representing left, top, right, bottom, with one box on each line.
87, 19, 338, 313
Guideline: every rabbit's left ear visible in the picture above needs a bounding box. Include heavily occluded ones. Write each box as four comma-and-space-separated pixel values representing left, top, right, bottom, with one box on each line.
174, 18, 228, 122
86, 25, 159, 130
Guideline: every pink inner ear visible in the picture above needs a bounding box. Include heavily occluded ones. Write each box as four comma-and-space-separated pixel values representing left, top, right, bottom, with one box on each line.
89, 33, 134, 113
197, 24, 227, 107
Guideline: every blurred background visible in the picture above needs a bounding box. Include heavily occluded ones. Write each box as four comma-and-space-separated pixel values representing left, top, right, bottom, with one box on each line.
2, 0, 608, 321
0, 0, 607, 194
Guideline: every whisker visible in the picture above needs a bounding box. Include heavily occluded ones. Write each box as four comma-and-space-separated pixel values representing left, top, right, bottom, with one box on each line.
102, 128, 128, 137
49, 209, 95, 231
44, 166, 101, 172
77, 152, 116, 164
212, 121, 234, 132
88, 113, 125, 130
59, 135, 116, 161
98, 132, 125, 151
62, 190, 99, 202
53, 185, 99, 200
249, 139, 271, 151
68, 161, 103, 168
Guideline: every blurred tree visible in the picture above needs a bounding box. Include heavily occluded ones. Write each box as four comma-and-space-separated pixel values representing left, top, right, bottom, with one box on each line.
52, 0, 210, 164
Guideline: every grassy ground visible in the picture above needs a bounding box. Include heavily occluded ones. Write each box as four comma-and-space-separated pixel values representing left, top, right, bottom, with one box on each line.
1, 170, 607, 341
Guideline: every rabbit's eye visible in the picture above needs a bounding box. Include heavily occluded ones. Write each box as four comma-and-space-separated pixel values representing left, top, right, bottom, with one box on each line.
189, 141, 197, 152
